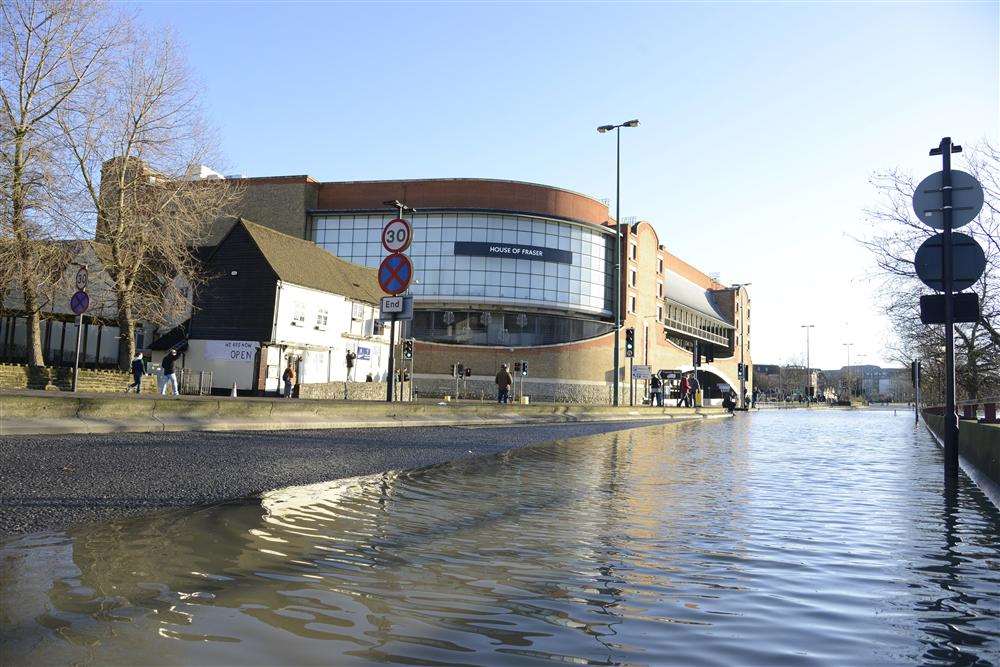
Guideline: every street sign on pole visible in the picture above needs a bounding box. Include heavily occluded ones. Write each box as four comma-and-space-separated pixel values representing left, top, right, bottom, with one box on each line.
912, 169, 984, 229
379, 295, 413, 321
914, 232, 986, 292
70, 290, 90, 315
632, 364, 652, 380
381, 218, 412, 253
75, 266, 88, 290
919, 292, 980, 325
378, 253, 413, 295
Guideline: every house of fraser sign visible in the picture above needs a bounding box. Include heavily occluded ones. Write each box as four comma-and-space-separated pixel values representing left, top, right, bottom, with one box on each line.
453, 241, 573, 264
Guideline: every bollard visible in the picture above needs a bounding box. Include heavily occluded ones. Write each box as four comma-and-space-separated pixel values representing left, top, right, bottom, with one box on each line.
231, 380, 238, 398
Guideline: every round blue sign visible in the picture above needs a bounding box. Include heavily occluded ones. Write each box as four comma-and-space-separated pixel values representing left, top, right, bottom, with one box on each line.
70, 290, 90, 315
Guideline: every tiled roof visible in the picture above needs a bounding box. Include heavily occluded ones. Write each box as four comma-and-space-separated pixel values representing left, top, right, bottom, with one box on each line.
237, 218, 382, 305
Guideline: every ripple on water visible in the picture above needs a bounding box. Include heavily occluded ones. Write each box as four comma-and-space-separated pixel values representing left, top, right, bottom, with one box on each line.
1, 411, 999, 666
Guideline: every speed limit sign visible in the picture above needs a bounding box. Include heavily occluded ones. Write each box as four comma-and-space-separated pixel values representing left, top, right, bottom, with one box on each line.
381, 218, 412, 253
75, 267, 88, 290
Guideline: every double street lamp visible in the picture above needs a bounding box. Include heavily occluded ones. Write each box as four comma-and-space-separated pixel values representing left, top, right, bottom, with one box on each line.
597, 119, 639, 407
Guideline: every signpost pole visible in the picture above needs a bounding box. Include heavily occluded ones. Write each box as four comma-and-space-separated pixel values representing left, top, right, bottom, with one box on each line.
913, 360, 921, 426
387, 316, 396, 402
935, 137, 960, 478
629, 357, 634, 407
72, 314, 83, 392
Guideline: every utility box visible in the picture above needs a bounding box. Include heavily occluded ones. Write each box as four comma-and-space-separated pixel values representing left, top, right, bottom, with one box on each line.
520, 396, 530, 405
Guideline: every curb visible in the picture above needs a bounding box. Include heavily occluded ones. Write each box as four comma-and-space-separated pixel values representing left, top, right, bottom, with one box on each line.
0, 410, 730, 437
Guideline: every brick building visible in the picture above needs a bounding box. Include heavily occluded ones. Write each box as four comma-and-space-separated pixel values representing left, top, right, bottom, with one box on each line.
190, 174, 753, 404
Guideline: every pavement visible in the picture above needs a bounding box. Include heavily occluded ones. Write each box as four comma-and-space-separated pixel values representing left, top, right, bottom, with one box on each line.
0, 390, 723, 435
0, 419, 701, 536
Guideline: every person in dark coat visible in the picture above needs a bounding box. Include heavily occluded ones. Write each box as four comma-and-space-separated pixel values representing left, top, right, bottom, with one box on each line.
160, 349, 179, 396
127, 353, 145, 394
495, 364, 513, 404
650, 374, 662, 406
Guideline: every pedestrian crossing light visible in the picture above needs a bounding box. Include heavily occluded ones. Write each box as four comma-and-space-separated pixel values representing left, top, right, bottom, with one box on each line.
402, 339, 413, 360
514, 361, 521, 374
520, 361, 528, 376
624, 328, 635, 358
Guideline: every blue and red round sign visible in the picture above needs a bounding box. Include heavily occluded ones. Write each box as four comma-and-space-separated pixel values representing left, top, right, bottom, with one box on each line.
378, 253, 412, 295
70, 290, 90, 315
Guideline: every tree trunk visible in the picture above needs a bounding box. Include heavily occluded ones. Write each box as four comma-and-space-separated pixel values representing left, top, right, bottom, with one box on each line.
117, 299, 135, 370
19, 280, 45, 367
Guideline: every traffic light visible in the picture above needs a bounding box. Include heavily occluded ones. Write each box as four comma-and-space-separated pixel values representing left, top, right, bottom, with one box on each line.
457, 363, 465, 378
514, 361, 521, 374
450, 363, 457, 377
624, 328, 635, 357
464, 367, 472, 378
520, 361, 528, 376
402, 339, 413, 360
738, 362, 744, 379
744, 364, 750, 381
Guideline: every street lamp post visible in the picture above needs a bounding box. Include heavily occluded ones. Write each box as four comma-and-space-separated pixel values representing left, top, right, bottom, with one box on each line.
801, 324, 814, 404
842, 342, 853, 401
598, 119, 639, 407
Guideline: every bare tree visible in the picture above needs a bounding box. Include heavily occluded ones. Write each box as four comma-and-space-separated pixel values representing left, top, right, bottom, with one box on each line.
0, 0, 117, 365
859, 142, 1000, 402
59, 30, 240, 368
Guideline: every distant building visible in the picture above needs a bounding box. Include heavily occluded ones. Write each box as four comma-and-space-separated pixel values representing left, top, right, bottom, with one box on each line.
157, 219, 389, 395
1, 241, 161, 367
192, 173, 753, 403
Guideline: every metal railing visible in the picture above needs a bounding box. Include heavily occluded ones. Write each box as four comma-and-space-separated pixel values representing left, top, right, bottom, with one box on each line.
179, 369, 213, 395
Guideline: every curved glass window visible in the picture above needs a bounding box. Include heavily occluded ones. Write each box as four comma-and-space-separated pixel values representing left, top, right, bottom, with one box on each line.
413, 309, 614, 347
312, 211, 614, 315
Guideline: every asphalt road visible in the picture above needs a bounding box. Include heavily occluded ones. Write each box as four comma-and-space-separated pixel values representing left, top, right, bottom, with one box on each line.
0, 420, 673, 536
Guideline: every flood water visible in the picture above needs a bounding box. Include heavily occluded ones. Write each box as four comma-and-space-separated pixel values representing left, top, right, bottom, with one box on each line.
2, 411, 999, 666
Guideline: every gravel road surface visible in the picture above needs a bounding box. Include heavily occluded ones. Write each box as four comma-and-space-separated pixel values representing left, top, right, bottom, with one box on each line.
0, 420, 676, 535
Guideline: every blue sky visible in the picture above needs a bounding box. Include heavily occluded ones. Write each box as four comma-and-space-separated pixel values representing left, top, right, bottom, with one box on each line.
138, 1, 998, 369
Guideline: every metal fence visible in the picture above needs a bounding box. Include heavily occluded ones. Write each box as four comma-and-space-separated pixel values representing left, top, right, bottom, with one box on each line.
179, 368, 213, 395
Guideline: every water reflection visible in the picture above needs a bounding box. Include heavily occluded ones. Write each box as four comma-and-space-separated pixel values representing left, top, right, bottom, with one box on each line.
2, 413, 998, 666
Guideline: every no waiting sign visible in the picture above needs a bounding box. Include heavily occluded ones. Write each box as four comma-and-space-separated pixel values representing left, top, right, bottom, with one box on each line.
378, 253, 413, 295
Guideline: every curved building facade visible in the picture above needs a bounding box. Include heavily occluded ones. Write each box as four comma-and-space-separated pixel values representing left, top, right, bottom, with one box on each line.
208, 175, 753, 404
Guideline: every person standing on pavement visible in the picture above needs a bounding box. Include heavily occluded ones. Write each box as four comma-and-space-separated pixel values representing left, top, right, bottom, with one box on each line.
677, 374, 690, 407
689, 372, 701, 407
127, 352, 145, 394
650, 374, 662, 407
495, 363, 513, 404
282, 364, 296, 398
160, 349, 179, 396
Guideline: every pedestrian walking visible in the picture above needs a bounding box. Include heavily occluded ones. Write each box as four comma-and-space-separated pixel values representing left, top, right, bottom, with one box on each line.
650, 374, 662, 407
282, 364, 296, 398
127, 352, 145, 394
495, 363, 513, 404
677, 374, 690, 407
160, 349, 179, 396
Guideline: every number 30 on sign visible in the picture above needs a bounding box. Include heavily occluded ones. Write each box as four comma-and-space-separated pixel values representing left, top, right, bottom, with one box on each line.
381, 218, 412, 253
